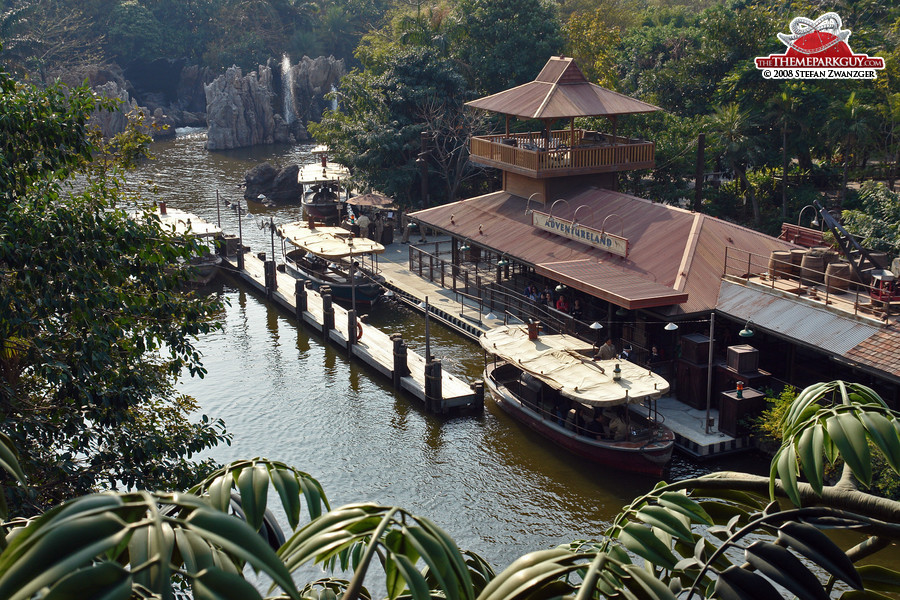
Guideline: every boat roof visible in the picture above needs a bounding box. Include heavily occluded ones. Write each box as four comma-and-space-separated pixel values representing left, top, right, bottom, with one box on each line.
480, 325, 669, 406
278, 222, 384, 258
153, 207, 222, 238
298, 161, 350, 185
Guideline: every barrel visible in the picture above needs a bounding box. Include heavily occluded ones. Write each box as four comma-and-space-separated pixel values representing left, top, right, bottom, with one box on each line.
825, 262, 851, 292
869, 251, 890, 270
789, 249, 806, 276
768, 250, 792, 279
800, 252, 825, 285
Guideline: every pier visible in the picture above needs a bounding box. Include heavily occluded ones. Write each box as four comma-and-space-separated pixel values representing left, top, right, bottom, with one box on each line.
219, 247, 483, 414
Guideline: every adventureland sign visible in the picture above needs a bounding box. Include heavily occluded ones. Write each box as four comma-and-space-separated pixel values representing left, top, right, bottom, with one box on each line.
531, 210, 629, 257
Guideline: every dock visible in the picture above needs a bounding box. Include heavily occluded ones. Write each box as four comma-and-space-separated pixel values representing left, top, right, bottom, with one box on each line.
216, 233, 745, 457
219, 248, 482, 414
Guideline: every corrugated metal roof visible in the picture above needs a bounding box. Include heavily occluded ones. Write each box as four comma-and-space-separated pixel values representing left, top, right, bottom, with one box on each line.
410, 187, 794, 314
536, 259, 688, 308
716, 279, 880, 354
465, 56, 661, 120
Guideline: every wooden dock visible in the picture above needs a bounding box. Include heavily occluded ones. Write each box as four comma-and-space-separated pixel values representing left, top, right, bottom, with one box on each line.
220, 248, 482, 414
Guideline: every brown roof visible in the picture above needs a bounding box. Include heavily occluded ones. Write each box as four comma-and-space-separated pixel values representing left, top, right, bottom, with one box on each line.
410, 187, 796, 314
845, 329, 900, 382
465, 56, 661, 120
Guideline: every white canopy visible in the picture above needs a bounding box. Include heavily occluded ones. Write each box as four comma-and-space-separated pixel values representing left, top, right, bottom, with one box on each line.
278, 222, 384, 259
480, 325, 669, 406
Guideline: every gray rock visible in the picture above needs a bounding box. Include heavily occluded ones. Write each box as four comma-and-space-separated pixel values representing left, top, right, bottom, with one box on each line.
205, 65, 277, 150
243, 162, 302, 204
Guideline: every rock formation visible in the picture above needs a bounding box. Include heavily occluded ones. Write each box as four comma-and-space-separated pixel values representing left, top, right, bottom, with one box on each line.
243, 162, 303, 204
205, 65, 279, 151
287, 56, 345, 127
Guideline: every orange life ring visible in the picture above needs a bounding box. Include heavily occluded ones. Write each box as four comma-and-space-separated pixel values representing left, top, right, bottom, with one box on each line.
356, 321, 364, 341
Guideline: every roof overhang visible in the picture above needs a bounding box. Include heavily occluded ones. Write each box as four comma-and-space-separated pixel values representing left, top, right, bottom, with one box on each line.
537, 260, 688, 309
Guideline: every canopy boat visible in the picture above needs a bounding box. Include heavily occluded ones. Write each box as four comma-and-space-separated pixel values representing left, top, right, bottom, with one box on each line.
480, 324, 675, 476
298, 146, 351, 221
277, 221, 386, 306
153, 204, 223, 285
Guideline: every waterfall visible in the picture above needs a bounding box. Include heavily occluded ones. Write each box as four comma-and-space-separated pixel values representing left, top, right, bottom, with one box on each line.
281, 54, 295, 125
330, 84, 338, 112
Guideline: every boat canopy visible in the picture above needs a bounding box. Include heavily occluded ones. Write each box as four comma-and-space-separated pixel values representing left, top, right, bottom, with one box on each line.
480, 325, 669, 406
278, 222, 384, 259
153, 207, 222, 238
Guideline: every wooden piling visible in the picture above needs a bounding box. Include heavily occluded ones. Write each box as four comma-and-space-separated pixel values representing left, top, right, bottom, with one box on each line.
392, 335, 409, 389
295, 280, 307, 321
321, 286, 334, 335
264, 260, 277, 295
347, 310, 357, 346
471, 380, 485, 412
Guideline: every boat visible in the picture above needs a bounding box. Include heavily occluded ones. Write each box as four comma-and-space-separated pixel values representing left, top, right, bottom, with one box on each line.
153, 204, 223, 285
298, 145, 350, 221
480, 324, 675, 476
277, 221, 386, 306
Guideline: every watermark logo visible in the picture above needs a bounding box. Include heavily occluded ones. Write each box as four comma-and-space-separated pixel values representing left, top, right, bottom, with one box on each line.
756, 12, 884, 80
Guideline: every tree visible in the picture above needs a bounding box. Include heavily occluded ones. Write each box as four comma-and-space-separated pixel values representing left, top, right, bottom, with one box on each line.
1, 379, 899, 599
0, 56, 228, 514
709, 102, 763, 225
310, 46, 473, 207
826, 92, 877, 208
451, 0, 564, 95
840, 181, 900, 256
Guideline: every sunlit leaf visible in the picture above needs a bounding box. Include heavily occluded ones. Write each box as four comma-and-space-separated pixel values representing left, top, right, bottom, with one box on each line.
744, 540, 829, 600
778, 522, 862, 590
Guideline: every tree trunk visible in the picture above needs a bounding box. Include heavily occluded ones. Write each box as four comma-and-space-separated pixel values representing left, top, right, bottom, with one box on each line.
841, 159, 849, 209
782, 125, 788, 220
737, 167, 760, 225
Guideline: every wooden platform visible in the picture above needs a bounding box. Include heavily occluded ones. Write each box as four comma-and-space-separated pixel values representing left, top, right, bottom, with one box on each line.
222, 251, 481, 413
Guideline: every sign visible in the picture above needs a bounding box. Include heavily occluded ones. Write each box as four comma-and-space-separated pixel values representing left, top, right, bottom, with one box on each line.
755, 12, 884, 80
532, 210, 628, 257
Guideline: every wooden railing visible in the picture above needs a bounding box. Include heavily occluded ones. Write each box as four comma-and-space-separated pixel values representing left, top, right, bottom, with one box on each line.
469, 129, 655, 177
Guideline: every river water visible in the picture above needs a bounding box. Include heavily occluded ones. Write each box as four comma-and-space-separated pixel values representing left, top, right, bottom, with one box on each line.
133, 129, 753, 576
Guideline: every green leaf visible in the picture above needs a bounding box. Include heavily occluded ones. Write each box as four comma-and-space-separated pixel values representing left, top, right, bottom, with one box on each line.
175, 528, 216, 574
237, 465, 269, 533
417, 516, 474, 598
385, 530, 418, 600
184, 507, 298, 599
744, 540, 829, 600
657, 492, 713, 525
826, 413, 872, 485
476, 549, 576, 600
714, 565, 783, 600
207, 475, 233, 513
774, 444, 801, 505
43, 561, 132, 600
635, 505, 694, 543
618, 523, 677, 570
857, 565, 900, 593
192, 567, 263, 600
777, 522, 862, 590
0, 513, 131, 600
392, 553, 431, 600
0, 431, 26, 484
796, 423, 825, 494
270, 467, 302, 530
404, 526, 456, 600
621, 564, 678, 600
858, 412, 900, 472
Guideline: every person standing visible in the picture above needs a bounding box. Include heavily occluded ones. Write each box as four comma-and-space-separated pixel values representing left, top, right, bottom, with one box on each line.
596, 338, 617, 360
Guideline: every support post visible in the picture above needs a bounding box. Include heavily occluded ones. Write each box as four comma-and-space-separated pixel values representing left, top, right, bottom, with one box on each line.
431, 358, 443, 413
705, 312, 716, 434
321, 286, 334, 336
391, 334, 409, 389
693, 133, 705, 212
295, 279, 308, 320
264, 260, 277, 296
472, 380, 485, 412
347, 309, 358, 347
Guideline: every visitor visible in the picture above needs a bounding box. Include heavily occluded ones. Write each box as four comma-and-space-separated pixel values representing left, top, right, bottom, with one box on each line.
571, 298, 584, 320
555, 294, 570, 313
596, 338, 617, 360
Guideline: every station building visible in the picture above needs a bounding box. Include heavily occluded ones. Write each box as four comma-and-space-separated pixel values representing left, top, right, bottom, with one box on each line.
408, 56, 900, 413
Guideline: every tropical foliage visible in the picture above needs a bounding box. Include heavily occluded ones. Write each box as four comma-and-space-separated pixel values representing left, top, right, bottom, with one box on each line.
0, 53, 228, 514
0, 380, 899, 599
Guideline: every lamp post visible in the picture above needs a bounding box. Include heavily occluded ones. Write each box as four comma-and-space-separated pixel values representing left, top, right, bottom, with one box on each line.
705, 312, 716, 434
797, 204, 821, 229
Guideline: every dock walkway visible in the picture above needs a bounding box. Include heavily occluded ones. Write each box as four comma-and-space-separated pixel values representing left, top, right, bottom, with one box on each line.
221, 249, 481, 414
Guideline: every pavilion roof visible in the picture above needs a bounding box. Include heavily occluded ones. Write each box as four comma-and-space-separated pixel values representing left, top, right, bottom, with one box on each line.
465, 56, 661, 120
